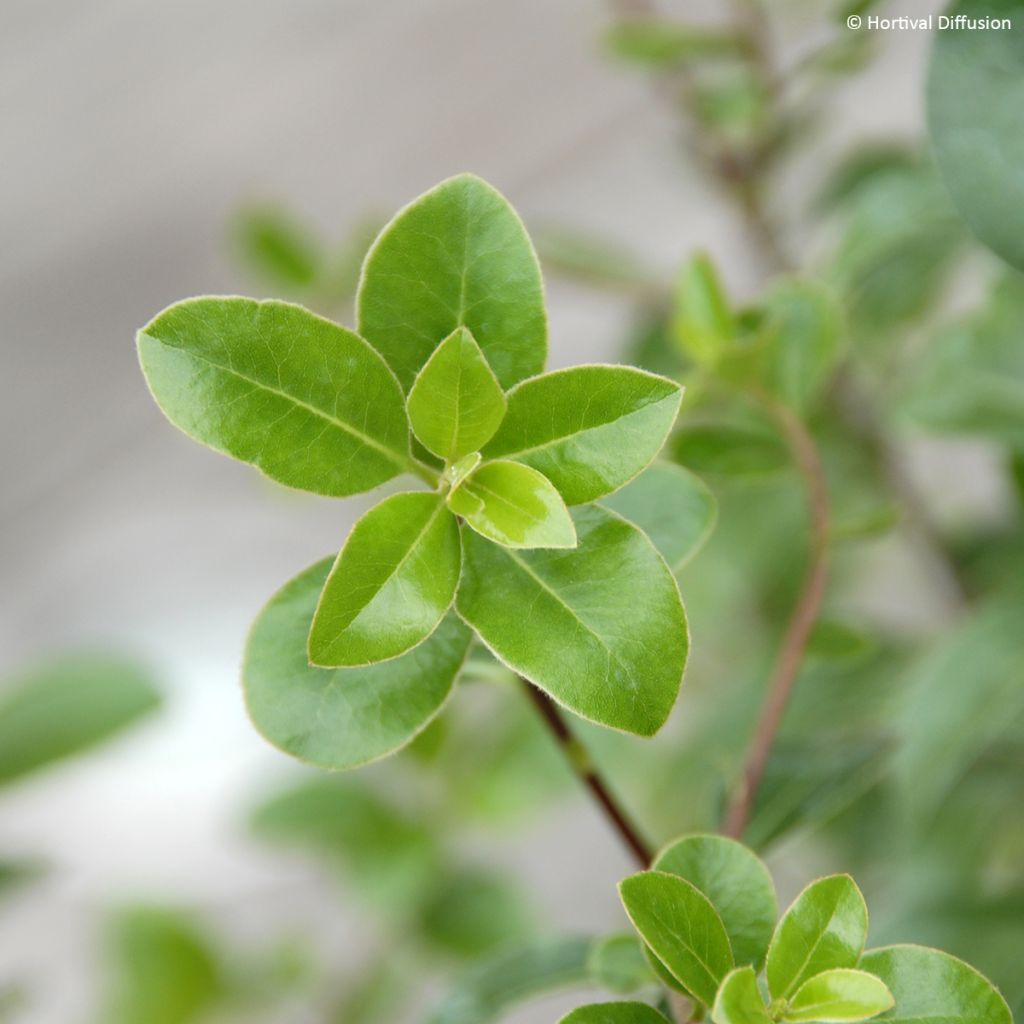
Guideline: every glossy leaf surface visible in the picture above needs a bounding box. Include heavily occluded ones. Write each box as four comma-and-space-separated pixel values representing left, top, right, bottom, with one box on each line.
309, 493, 460, 667
712, 966, 771, 1024
561, 1003, 670, 1024
860, 947, 1010, 1024
654, 835, 777, 969
457, 506, 687, 736
448, 460, 576, 549
783, 969, 894, 1023
138, 297, 410, 496
245, 559, 470, 769
406, 327, 507, 461
602, 463, 716, 570
767, 875, 868, 1000
483, 366, 682, 504
358, 174, 546, 391
619, 871, 733, 1007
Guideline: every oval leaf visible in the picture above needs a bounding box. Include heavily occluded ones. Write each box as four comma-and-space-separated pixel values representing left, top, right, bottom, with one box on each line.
654, 835, 777, 969
602, 463, 716, 570
619, 871, 734, 1007
561, 1003, 670, 1024
456, 506, 687, 736
483, 366, 683, 505
784, 969, 894, 1024
309, 493, 461, 667
407, 326, 507, 461
244, 559, 470, 770
767, 875, 868, 1001
712, 966, 772, 1024
448, 460, 576, 549
859, 945, 1011, 1024
137, 297, 411, 496
588, 935, 656, 995
928, 0, 1024, 270
357, 174, 547, 391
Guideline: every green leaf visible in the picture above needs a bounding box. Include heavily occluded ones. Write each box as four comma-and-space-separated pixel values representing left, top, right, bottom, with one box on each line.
588, 934, 656, 994
0, 653, 160, 788
357, 174, 546, 391
766, 875, 868, 1000
927, 0, 1024, 270
673, 252, 735, 365
673, 423, 788, 478
137, 297, 413, 496
604, 20, 745, 68
712, 966, 772, 1024
308, 492, 460, 667
560, 1003, 670, 1024
653, 835, 777, 969
483, 366, 682, 505
456, 506, 687, 736
427, 936, 593, 1024
230, 203, 322, 291
860, 946, 1011, 1024
244, 559, 470, 769
448, 460, 576, 549
783, 969, 894, 1023
406, 327, 507, 461
602, 462, 717, 570
619, 871, 734, 1007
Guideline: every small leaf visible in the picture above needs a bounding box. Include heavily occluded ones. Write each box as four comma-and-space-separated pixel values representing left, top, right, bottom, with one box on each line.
766, 875, 868, 1000
783, 969, 894, 1023
230, 203, 322, 291
588, 934, 656, 994
653, 835, 777, 969
309, 492, 461, 667
619, 871, 734, 1007
604, 20, 745, 68
860, 946, 1011, 1024
448, 460, 576, 549
407, 327, 507, 461
602, 463, 717, 570
357, 174, 547, 391
560, 1003, 670, 1024
137, 298, 412, 496
712, 966, 772, 1024
245, 559, 471, 770
673, 252, 735, 365
456, 506, 687, 736
483, 366, 682, 504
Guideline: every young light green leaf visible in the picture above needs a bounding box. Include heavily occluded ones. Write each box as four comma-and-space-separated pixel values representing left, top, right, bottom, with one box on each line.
308, 493, 461, 667
601, 463, 716, 570
245, 559, 471, 770
357, 174, 547, 391
766, 875, 868, 1001
619, 871, 734, 1007
712, 966, 772, 1024
560, 1003, 670, 1024
653, 835, 777, 969
588, 934, 656, 994
604, 20, 745, 68
673, 252, 735, 365
860, 946, 1011, 1024
928, 0, 1024, 270
230, 203, 323, 292
783, 969, 894, 1023
483, 366, 682, 505
448, 460, 576, 549
456, 506, 687, 736
406, 327, 507, 461
137, 297, 412, 496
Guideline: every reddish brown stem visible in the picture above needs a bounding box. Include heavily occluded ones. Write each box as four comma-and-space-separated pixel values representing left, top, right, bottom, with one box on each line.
522, 679, 653, 867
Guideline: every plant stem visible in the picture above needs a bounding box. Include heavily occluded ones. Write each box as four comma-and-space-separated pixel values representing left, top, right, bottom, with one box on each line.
723, 397, 830, 839
521, 679, 653, 867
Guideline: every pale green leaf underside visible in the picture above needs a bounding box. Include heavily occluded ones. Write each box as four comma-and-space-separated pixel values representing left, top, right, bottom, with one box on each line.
619, 871, 734, 1007
137, 297, 410, 497
448, 460, 576, 549
767, 875, 868, 1001
245, 559, 470, 770
357, 173, 547, 391
560, 1003, 670, 1024
407, 326, 507, 461
456, 506, 687, 736
483, 365, 683, 505
783, 969, 894, 1024
712, 966, 772, 1024
309, 492, 461, 667
859, 945, 1012, 1024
